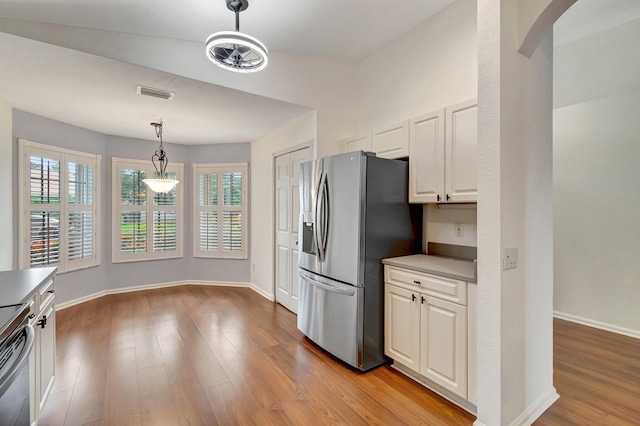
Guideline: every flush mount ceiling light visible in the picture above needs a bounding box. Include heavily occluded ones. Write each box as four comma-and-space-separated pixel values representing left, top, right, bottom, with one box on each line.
142, 120, 179, 193
205, 0, 268, 73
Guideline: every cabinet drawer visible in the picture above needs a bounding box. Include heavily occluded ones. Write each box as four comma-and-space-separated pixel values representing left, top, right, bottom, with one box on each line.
38, 279, 55, 310
385, 266, 467, 305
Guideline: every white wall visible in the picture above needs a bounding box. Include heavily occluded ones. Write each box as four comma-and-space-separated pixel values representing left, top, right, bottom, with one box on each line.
0, 100, 12, 271
476, 0, 556, 423
553, 18, 640, 335
356, 0, 478, 134
0, 17, 357, 159
12, 110, 252, 304
425, 204, 478, 247
357, 0, 479, 251
250, 111, 316, 297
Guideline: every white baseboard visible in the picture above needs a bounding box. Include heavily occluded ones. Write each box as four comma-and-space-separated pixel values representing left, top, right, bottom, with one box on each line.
472, 387, 558, 426
249, 283, 276, 302
554, 311, 640, 340
56, 280, 274, 310
509, 386, 559, 426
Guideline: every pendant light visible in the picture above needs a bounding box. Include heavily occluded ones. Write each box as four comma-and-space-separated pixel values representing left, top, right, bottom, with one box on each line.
142, 120, 179, 193
205, 0, 268, 73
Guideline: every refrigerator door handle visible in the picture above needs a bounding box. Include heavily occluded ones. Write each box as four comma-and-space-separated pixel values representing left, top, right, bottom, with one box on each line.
315, 171, 328, 262
321, 172, 329, 258
298, 272, 355, 296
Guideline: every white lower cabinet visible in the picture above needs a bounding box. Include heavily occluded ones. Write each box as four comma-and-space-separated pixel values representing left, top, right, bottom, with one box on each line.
385, 285, 420, 370
38, 297, 56, 410
384, 265, 471, 405
420, 295, 467, 398
28, 278, 56, 425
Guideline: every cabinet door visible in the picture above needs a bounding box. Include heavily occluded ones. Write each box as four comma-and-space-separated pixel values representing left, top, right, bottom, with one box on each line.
409, 110, 445, 203
28, 298, 39, 425
385, 284, 420, 372
420, 295, 467, 398
445, 99, 477, 202
341, 135, 371, 153
372, 120, 409, 159
38, 298, 56, 410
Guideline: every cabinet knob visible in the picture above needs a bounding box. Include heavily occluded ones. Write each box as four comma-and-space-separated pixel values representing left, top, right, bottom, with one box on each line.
437, 194, 441, 202
411, 294, 416, 302
413, 280, 421, 285
28, 313, 36, 320
47, 289, 55, 294
421, 296, 426, 304
446, 194, 451, 201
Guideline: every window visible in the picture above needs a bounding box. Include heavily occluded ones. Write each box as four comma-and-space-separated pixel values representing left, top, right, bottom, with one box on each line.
18, 139, 101, 272
112, 157, 183, 262
193, 163, 248, 259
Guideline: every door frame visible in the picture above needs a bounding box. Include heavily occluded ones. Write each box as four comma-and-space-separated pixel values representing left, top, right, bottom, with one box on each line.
272, 140, 314, 309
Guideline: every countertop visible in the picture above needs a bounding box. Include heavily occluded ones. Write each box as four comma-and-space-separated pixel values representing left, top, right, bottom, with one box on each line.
382, 254, 477, 283
0, 267, 57, 306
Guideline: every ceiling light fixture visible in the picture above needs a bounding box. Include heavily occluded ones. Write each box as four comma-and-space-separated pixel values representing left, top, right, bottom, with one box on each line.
142, 120, 179, 193
205, 0, 268, 73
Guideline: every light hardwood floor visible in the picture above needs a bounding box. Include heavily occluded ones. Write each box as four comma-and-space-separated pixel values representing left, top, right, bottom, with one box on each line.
39, 285, 639, 425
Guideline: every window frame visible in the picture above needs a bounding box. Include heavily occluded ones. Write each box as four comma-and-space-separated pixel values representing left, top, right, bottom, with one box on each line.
112, 157, 184, 263
18, 139, 101, 273
193, 162, 248, 259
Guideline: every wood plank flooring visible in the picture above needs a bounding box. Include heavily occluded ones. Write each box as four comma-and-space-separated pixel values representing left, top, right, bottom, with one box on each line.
38, 286, 640, 425
536, 318, 640, 425
40, 286, 475, 426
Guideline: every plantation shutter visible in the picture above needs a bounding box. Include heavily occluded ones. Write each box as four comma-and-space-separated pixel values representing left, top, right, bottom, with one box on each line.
194, 163, 247, 259
153, 172, 178, 252
222, 172, 243, 253
28, 154, 61, 267
199, 172, 219, 251
120, 168, 147, 255
67, 160, 94, 264
112, 157, 183, 263
20, 140, 100, 272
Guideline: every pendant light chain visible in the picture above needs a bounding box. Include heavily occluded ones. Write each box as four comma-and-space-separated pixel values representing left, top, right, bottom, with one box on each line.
151, 120, 168, 180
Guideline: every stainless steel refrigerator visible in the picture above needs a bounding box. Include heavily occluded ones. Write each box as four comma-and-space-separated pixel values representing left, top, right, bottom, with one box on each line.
297, 150, 422, 371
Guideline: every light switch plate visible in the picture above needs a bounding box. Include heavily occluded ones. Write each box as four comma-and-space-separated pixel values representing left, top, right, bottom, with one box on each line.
455, 222, 464, 237
503, 247, 518, 270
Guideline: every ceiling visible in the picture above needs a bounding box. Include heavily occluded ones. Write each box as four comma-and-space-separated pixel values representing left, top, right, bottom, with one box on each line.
0, 0, 455, 144
554, 0, 640, 46
2, 0, 637, 145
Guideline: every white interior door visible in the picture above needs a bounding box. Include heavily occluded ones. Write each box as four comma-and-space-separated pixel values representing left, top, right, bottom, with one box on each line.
275, 147, 309, 313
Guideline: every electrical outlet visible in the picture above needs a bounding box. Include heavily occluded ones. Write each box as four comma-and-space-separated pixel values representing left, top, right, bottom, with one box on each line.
503, 247, 518, 270
455, 222, 464, 237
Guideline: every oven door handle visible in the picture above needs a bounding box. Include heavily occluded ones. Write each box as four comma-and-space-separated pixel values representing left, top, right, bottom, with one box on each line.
299, 272, 355, 296
0, 324, 35, 396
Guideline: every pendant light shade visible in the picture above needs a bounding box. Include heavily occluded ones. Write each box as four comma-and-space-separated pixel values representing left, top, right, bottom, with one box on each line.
205, 0, 268, 73
142, 120, 179, 193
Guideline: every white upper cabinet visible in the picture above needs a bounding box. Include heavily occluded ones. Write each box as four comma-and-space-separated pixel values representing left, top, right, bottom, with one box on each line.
409, 99, 477, 203
445, 99, 478, 203
340, 134, 371, 153
371, 120, 409, 159
409, 109, 445, 203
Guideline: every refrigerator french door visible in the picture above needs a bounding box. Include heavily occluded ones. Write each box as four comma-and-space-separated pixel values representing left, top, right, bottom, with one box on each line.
297, 151, 422, 371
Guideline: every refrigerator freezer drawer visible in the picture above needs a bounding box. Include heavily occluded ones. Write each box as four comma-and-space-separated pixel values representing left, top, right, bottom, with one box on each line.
297, 269, 363, 369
